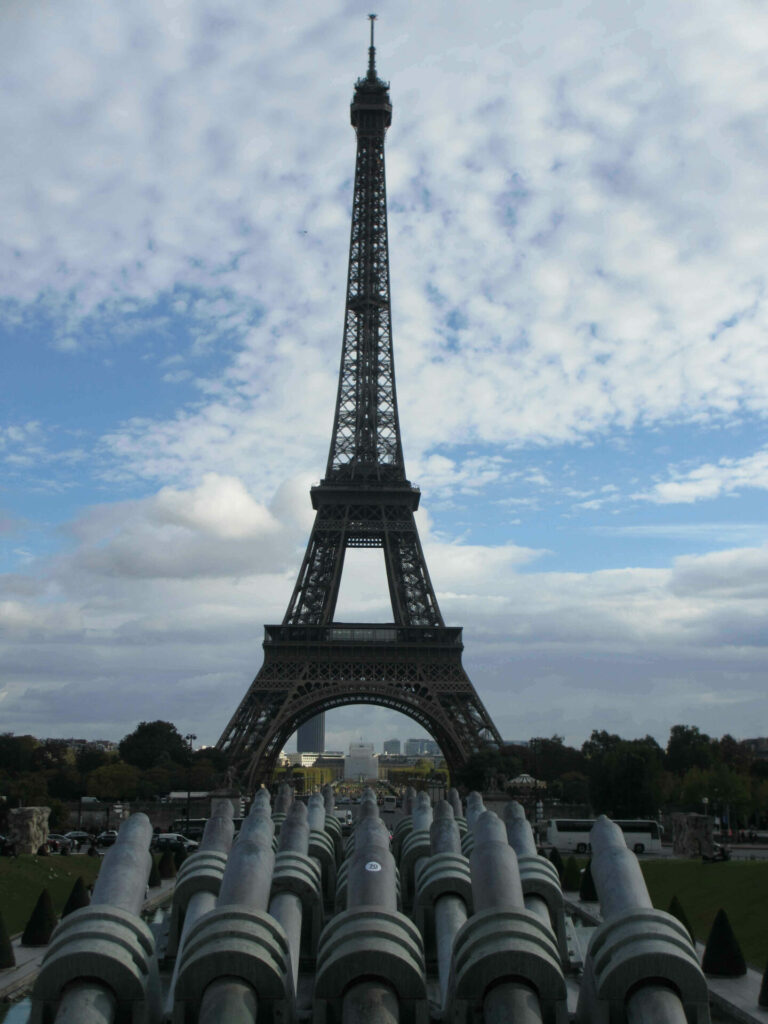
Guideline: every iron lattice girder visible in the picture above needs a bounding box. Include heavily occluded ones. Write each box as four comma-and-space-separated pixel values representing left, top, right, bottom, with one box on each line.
283, 489, 444, 628
327, 121, 402, 479
216, 628, 503, 789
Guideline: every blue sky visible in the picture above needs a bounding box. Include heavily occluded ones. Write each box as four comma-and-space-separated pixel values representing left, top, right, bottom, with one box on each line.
2, 0, 768, 754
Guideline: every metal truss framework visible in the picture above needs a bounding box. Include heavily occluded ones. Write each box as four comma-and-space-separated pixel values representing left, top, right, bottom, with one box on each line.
217, 31, 502, 787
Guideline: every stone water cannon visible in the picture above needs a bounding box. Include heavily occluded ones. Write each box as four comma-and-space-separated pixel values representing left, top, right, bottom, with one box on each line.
413, 800, 472, 1011
172, 790, 293, 1024
315, 810, 427, 1024
271, 781, 294, 838
322, 784, 343, 861
460, 791, 486, 857
576, 816, 710, 1024
31, 813, 161, 1024
165, 799, 235, 961
391, 785, 418, 858
399, 792, 433, 909
446, 811, 568, 1024
448, 788, 467, 839
308, 792, 337, 905
341, 787, 379, 859
504, 800, 569, 965
335, 792, 402, 912
268, 800, 324, 984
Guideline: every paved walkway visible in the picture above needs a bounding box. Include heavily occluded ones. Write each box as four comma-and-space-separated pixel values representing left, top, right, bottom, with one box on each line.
0, 879, 175, 1003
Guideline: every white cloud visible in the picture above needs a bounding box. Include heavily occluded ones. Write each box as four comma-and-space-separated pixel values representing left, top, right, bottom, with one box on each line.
636, 447, 768, 504
2, 0, 768, 483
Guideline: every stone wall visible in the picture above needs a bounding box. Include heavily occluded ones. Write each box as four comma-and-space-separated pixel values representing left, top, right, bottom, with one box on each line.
8, 806, 50, 854
670, 811, 715, 857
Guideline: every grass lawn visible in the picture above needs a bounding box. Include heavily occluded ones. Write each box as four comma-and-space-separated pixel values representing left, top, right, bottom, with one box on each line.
0, 854, 102, 936
640, 859, 768, 969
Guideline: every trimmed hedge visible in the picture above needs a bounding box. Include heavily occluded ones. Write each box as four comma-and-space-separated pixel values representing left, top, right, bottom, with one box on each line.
549, 847, 564, 882
21, 888, 57, 946
563, 855, 581, 892
668, 893, 695, 944
579, 859, 598, 901
158, 850, 176, 879
702, 908, 746, 977
0, 910, 15, 968
62, 876, 90, 918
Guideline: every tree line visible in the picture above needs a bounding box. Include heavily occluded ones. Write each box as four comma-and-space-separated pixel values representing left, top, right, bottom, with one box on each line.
455, 725, 768, 827
2, 721, 767, 829
0, 721, 227, 827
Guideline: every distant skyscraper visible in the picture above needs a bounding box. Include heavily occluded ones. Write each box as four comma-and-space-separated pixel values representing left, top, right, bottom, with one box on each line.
297, 716, 325, 753
383, 738, 400, 755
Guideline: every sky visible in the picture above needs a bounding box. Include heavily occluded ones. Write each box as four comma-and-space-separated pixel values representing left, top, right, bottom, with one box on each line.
2, 0, 768, 756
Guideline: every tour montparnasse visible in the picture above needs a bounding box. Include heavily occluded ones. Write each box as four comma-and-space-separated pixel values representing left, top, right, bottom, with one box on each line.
217, 20, 503, 790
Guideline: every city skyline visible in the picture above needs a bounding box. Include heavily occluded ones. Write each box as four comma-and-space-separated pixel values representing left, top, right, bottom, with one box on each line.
2, 2, 768, 754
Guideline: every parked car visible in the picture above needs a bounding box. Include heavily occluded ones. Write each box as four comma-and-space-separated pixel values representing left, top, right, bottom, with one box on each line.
47, 833, 73, 852
64, 830, 93, 847
151, 833, 199, 853
96, 830, 118, 847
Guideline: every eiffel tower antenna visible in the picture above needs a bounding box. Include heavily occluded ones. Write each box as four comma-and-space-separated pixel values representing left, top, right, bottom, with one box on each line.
368, 13, 377, 77
217, 20, 502, 788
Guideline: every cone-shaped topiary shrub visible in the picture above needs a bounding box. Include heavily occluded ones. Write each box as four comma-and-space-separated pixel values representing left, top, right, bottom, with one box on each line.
62, 876, 90, 918
702, 908, 746, 976
173, 845, 187, 870
148, 855, 161, 888
759, 958, 768, 1008
548, 846, 564, 882
579, 859, 598, 901
563, 855, 581, 891
21, 888, 57, 946
158, 849, 176, 879
0, 910, 16, 968
668, 894, 695, 945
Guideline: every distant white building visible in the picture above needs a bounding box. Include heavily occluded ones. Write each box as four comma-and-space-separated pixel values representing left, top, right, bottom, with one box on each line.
404, 738, 440, 756
344, 742, 378, 781
283, 752, 320, 767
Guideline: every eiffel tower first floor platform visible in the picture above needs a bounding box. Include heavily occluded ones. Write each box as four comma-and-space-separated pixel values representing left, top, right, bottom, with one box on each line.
216, 623, 503, 790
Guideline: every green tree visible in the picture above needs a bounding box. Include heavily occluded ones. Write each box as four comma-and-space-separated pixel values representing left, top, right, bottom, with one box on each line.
665, 725, 714, 776
559, 771, 590, 804
87, 762, 141, 800
76, 746, 111, 775
119, 721, 188, 769
587, 736, 663, 817
0, 734, 39, 773
453, 750, 521, 792
526, 736, 585, 782
714, 735, 752, 774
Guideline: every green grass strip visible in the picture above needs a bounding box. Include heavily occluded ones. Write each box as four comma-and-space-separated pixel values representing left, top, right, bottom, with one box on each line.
0, 855, 102, 936
641, 860, 768, 969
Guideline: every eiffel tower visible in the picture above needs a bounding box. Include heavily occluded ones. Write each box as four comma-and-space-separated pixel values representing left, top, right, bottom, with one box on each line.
217, 18, 502, 789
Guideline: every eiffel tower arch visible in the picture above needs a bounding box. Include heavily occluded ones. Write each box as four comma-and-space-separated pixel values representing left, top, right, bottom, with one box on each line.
217, 19, 502, 790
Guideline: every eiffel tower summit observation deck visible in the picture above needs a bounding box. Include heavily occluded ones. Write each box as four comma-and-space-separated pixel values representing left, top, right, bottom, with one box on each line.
217, 18, 503, 790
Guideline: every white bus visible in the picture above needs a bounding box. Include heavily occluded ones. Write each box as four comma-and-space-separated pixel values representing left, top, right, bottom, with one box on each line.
382, 795, 397, 813
544, 818, 663, 855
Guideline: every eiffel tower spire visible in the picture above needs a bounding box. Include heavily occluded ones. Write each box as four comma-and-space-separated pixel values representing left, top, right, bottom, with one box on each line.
217, 22, 502, 787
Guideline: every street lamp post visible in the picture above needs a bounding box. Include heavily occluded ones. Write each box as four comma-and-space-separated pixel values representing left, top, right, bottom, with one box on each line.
184, 733, 197, 832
